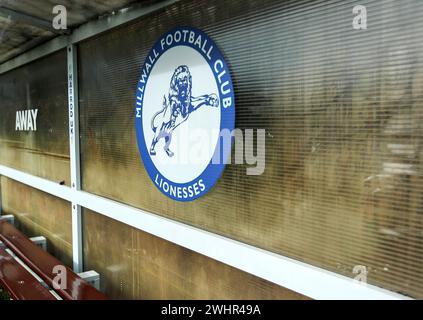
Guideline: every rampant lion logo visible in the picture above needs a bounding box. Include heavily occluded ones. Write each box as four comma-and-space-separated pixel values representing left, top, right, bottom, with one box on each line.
150, 65, 219, 157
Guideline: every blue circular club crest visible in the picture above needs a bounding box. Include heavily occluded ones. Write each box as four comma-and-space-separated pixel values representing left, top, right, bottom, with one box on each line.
135, 26, 235, 201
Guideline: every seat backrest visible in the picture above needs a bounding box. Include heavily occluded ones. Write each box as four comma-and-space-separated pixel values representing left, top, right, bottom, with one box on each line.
0, 221, 107, 300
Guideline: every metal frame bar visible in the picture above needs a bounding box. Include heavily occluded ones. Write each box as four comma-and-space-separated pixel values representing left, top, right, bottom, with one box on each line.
0, 0, 413, 300
67, 44, 83, 273
0, 214, 14, 225
78, 270, 100, 291
30, 236, 47, 251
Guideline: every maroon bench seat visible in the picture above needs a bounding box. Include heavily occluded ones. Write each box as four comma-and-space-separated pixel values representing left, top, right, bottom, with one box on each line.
0, 221, 107, 300
0, 246, 56, 300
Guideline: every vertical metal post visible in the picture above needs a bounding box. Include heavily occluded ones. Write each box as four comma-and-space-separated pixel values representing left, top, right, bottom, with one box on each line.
67, 44, 83, 273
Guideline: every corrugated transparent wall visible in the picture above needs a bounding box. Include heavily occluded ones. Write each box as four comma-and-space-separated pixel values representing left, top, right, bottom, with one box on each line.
0, 50, 71, 267
0, 50, 70, 185
78, 0, 423, 298
83, 208, 308, 299
0, 177, 72, 266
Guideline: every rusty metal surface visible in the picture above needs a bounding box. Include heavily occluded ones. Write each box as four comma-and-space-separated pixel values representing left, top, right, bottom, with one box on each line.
0, 246, 56, 300
0, 220, 107, 300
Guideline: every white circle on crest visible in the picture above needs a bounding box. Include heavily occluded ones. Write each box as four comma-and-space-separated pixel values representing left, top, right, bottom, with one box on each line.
142, 45, 221, 184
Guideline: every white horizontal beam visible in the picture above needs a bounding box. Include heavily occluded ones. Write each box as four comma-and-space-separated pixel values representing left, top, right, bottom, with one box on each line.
0, 165, 73, 201
0, 164, 411, 300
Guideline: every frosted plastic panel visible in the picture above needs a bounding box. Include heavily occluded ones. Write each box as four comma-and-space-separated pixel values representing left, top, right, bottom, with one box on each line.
79, 0, 423, 298
0, 50, 70, 185
0, 176, 72, 266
